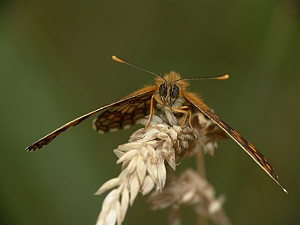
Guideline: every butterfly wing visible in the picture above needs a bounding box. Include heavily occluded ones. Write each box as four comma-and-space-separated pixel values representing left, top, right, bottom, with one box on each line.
25, 86, 157, 151
93, 93, 155, 133
183, 91, 287, 193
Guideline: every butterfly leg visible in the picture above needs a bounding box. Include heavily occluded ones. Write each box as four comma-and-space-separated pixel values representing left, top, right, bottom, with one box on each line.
172, 106, 197, 134
172, 107, 187, 128
147, 94, 180, 127
144, 94, 156, 128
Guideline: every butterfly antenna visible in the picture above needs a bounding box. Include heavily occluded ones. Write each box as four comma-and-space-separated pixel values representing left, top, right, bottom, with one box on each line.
179, 74, 229, 82
112, 55, 166, 82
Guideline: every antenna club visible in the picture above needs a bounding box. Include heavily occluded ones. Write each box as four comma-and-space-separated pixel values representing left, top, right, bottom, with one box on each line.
112, 55, 125, 64
218, 74, 229, 80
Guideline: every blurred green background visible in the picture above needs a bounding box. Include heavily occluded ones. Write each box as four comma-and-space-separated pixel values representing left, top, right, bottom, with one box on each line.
1, 1, 299, 225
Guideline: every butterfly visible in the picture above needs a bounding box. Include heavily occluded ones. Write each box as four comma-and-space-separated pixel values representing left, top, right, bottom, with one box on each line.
25, 55, 287, 194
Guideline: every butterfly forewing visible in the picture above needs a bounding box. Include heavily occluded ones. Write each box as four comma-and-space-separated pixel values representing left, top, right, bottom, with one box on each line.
25, 86, 157, 151
182, 91, 287, 193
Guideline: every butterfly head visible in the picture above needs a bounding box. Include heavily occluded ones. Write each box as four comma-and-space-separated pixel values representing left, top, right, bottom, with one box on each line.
155, 71, 189, 107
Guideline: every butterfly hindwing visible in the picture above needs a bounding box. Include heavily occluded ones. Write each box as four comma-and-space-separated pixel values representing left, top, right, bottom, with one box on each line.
93, 93, 155, 133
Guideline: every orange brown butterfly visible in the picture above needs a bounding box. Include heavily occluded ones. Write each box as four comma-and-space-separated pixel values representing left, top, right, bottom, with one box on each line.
26, 55, 287, 194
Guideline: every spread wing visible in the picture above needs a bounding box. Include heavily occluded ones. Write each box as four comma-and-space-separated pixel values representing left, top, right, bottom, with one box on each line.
25, 86, 157, 151
183, 91, 287, 193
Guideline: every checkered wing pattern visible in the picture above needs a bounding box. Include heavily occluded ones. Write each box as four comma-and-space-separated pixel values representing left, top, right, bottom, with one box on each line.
93, 94, 155, 133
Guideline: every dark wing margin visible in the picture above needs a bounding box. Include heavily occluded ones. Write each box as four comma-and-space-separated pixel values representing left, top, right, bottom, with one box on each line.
25, 86, 157, 151
183, 91, 287, 193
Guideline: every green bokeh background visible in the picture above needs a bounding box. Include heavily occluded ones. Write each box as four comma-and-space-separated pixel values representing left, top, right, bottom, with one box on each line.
1, 1, 299, 225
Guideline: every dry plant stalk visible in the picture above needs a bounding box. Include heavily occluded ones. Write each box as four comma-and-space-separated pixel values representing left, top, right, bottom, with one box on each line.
95, 111, 231, 225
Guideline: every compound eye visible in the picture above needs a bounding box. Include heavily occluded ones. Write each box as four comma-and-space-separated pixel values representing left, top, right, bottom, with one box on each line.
171, 85, 179, 99
159, 84, 167, 98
